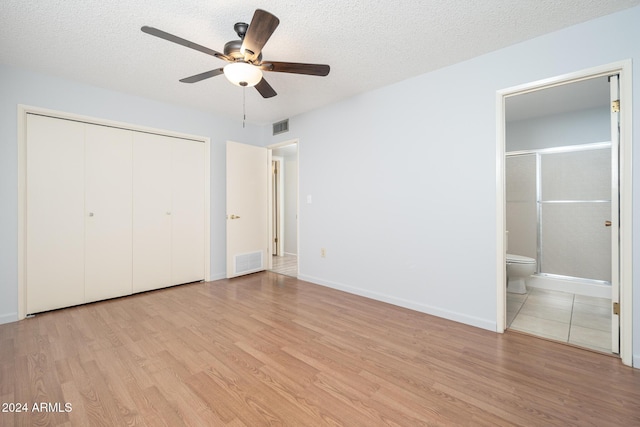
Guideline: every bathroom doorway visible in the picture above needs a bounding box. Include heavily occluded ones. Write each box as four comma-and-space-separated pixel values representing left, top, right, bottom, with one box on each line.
496, 61, 633, 365
268, 141, 298, 277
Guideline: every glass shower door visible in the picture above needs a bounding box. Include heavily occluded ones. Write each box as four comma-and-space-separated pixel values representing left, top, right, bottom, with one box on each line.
539, 147, 611, 283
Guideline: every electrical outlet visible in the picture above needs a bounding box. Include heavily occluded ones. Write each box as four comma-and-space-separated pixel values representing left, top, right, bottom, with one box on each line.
320, 248, 326, 258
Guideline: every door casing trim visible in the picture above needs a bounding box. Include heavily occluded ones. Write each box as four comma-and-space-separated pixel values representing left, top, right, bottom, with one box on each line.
495, 60, 633, 367
267, 139, 299, 275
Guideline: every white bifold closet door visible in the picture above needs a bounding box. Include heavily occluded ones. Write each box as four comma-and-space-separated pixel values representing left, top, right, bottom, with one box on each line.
85, 125, 133, 303
132, 133, 173, 293
26, 114, 206, 314
26, 115, 85, 313
170, 139, 206, 285
132, 133, 205, 292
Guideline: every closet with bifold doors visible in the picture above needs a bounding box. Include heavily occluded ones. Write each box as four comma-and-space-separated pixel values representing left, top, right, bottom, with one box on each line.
25, 113, 206, 315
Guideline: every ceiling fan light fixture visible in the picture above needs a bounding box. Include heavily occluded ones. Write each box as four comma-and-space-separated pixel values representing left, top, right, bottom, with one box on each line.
223, 62, 263, 87
142, 9, 329, 99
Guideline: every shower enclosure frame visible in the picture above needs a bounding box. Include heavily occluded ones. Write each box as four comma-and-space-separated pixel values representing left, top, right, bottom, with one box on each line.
506, 141, 613, 289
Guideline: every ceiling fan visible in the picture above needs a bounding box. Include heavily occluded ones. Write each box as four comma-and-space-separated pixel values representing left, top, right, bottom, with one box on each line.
141, 9, 330, 98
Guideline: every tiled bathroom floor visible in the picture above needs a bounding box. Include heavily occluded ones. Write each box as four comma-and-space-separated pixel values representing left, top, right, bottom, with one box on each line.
507, 287, 612, 353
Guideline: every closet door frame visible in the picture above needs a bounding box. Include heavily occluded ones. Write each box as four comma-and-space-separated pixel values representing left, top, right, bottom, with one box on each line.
17, 105, 211, 319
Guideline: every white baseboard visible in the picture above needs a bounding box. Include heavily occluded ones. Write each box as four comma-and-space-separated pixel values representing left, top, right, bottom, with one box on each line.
208, 272, 227, 281
0, 312, 18, 325
298, 274, 496, 332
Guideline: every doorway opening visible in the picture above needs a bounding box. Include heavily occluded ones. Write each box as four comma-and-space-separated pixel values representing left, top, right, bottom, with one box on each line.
268, 141, 299, 277
496, 61, 633, 366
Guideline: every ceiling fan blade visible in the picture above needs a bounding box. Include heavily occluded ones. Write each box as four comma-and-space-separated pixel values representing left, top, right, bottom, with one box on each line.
179, 68, 224, 83
260, 61, 330, 76
255, 77, 277, 98
141, 26, 231, 61
241, 9, 280, 63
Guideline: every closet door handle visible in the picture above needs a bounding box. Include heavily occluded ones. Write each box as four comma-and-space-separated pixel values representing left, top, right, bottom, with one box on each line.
605, 220, 612, 227
88, 212, 94, 217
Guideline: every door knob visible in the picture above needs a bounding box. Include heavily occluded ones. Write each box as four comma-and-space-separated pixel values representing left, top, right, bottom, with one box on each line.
88, 212, 94, 217
229, 214, 240, 219
605, 220, 612, 227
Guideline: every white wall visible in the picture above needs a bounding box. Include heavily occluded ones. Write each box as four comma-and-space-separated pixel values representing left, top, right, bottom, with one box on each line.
270, 6, 640, 363
0, 64, 265, 324
507, 107, 610, 151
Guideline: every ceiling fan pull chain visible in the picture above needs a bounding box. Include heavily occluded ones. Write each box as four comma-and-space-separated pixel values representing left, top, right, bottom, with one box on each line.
243, 86, 246, 128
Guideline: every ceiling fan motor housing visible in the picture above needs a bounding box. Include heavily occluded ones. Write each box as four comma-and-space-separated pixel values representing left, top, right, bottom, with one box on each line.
224, 38, 262, 63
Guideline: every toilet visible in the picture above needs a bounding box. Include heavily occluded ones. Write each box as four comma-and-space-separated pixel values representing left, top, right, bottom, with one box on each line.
506, 254, 536, 294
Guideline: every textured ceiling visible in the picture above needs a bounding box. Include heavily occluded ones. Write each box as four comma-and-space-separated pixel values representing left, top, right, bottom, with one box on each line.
1, 0, 638, 125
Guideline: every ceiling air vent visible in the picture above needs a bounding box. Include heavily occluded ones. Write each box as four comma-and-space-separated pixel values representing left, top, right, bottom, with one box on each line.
273, 119, 289, 135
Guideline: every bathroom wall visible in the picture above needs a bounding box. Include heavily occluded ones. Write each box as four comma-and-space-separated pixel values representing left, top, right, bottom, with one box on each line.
507, 106, 610, 151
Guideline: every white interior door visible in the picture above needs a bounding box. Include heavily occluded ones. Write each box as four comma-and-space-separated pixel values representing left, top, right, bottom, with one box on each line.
26, 114, 85, 313
226, 141, 269, 278
132, 132, 172, 292
609, 74, 620, 354
84, 125, 133, 302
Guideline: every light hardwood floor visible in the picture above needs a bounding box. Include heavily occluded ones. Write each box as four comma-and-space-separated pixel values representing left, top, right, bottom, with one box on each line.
1, 272, 639, 426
